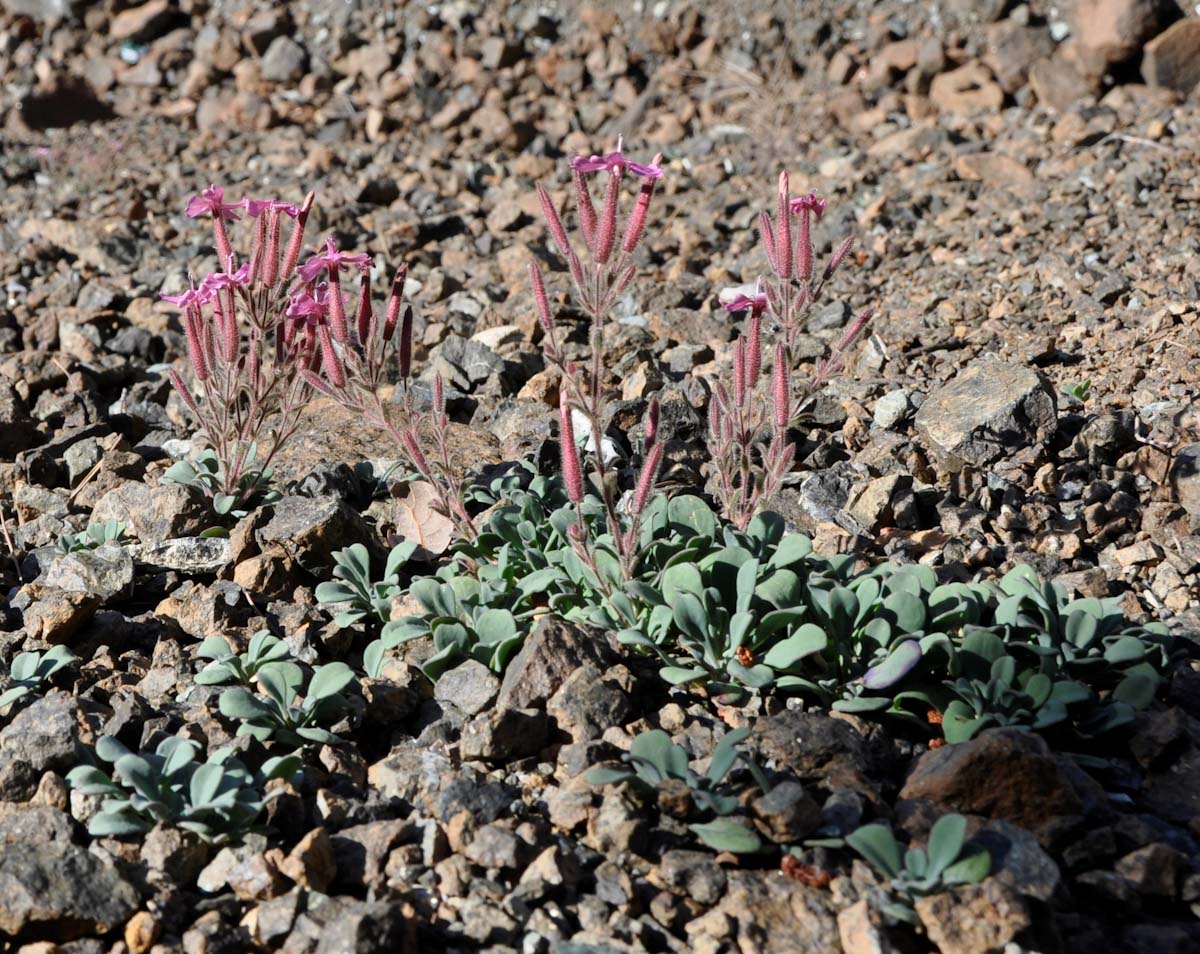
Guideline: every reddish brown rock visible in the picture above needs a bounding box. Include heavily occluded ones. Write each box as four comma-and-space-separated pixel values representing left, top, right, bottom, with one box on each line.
1142, 18, 1200, 93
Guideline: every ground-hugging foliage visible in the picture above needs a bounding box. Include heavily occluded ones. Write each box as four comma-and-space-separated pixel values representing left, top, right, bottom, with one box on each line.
335, 477, 1177, 747
66, 736, 300, 843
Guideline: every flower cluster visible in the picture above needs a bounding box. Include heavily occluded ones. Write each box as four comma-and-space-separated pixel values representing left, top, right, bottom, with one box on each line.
532, 140, 665, 581
707, 173, 873, 529
162, 186, 318, 511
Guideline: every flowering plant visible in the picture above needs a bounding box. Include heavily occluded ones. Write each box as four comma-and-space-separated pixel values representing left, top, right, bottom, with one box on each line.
162, 186, 318, 515
707, 173, 872, 529
531, 140, 666, 585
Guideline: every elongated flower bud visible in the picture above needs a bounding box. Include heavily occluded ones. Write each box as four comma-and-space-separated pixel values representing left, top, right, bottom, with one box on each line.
355, 269, 372, 344
530, 261, 553, 333
213, 217, 232, 273
300, 370, 334, 396
612, 263, 637, 297
747, 314, 762, 386
280, 191, 315, 281
759, 210, 778, 273
168, 367, 201, 418
318, 324, 345, 388
824, 235, 856, 281
263, 208, 283, 286
733, 337, 747, 407
621, 154, 662, 254
631, 442, 663, 517
796, 206, 813, 283
773, 341, 789, 430
776, 171, 792, 281
217, 297, 237, 363
644, 396, 660, 451
402, 429, 433, 480
560, 393, 584, 504
382, 265, 407, 342
184, 313, 208, 382
573, 169, 597, 252
707, 392, 722, 440
433, 372, 445, 417
537, 184, 570, 258
595, 168, 621, 265
248, 212, 267, 285
327, 269, 348, 344
567, 249, 585, 296
836, 307, 873, 352
398, 305, 413, 379
247, 346, 259, 395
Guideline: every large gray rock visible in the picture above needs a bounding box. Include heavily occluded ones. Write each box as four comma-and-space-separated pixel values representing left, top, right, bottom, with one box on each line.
0, 841, 139, 940
495, 617, 618, 712
255, 495, 371, 575
0, 691, 86, 777
40, 544, 133, 600
1170, 443, 1200, 519
915, 356, 1057, 471
91, 480, 208, 542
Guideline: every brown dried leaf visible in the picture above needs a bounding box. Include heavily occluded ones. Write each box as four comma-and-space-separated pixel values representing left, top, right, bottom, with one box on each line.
393, 481, 453, 557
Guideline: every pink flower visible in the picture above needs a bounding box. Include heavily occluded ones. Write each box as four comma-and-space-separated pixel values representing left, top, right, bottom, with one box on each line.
160, 281, 213, 310
723, 292, 768, 315
185, 185, 242, 221
298, 237, 372, 283
199, 262, 251, 293
568, 136, 663, 180
789, 192, 827, 220
285, 284, 332, 325
242, 198, 300, 219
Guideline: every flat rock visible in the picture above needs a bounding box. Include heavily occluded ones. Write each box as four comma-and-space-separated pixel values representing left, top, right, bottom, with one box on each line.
914, 356, 1057, 471
0, 841, 139, 940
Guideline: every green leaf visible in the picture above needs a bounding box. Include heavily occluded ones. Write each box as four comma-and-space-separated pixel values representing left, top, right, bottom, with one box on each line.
942, 849, 991, 885
659, 666, 710, 686
1104, 635, 1147, 666
862, 639, 922, 690
690, 819, 762, 854
630, 730, 688, 780
189, 762, 224, 807
89, 811, 152, 838
586, 767, 636, 787
474, 608, 518, 645
846, 822, 902, 878
707, 727, 751, 784
219, 687, 273, 721
758, 628, 825, 672
307, 662, 355, 704
926, 814, 967, 879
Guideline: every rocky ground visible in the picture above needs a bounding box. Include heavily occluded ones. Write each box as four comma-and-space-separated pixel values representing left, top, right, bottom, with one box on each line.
1, 0, 1199, 952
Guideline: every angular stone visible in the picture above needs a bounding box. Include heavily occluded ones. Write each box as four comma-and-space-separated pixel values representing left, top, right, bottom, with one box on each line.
1075, 0, 1178, 69
495, 616, 617, 711
1028, 57, 1094, 112
91, 480, 208, 542
433, 659, 500, 717
915, 356, 1057, 471
546, 664, 633, 743
1142, 18, 1200, 93
915, 879, 1032, 954
40, 544, 133, 600
261, 36, 307, 83
1170, 443, 1200, 518
900, 728, 1095, 833
717, 871, 841, 954
0, 841, 138, 940
255, 495, 371, 575
129, 536, 232, 573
